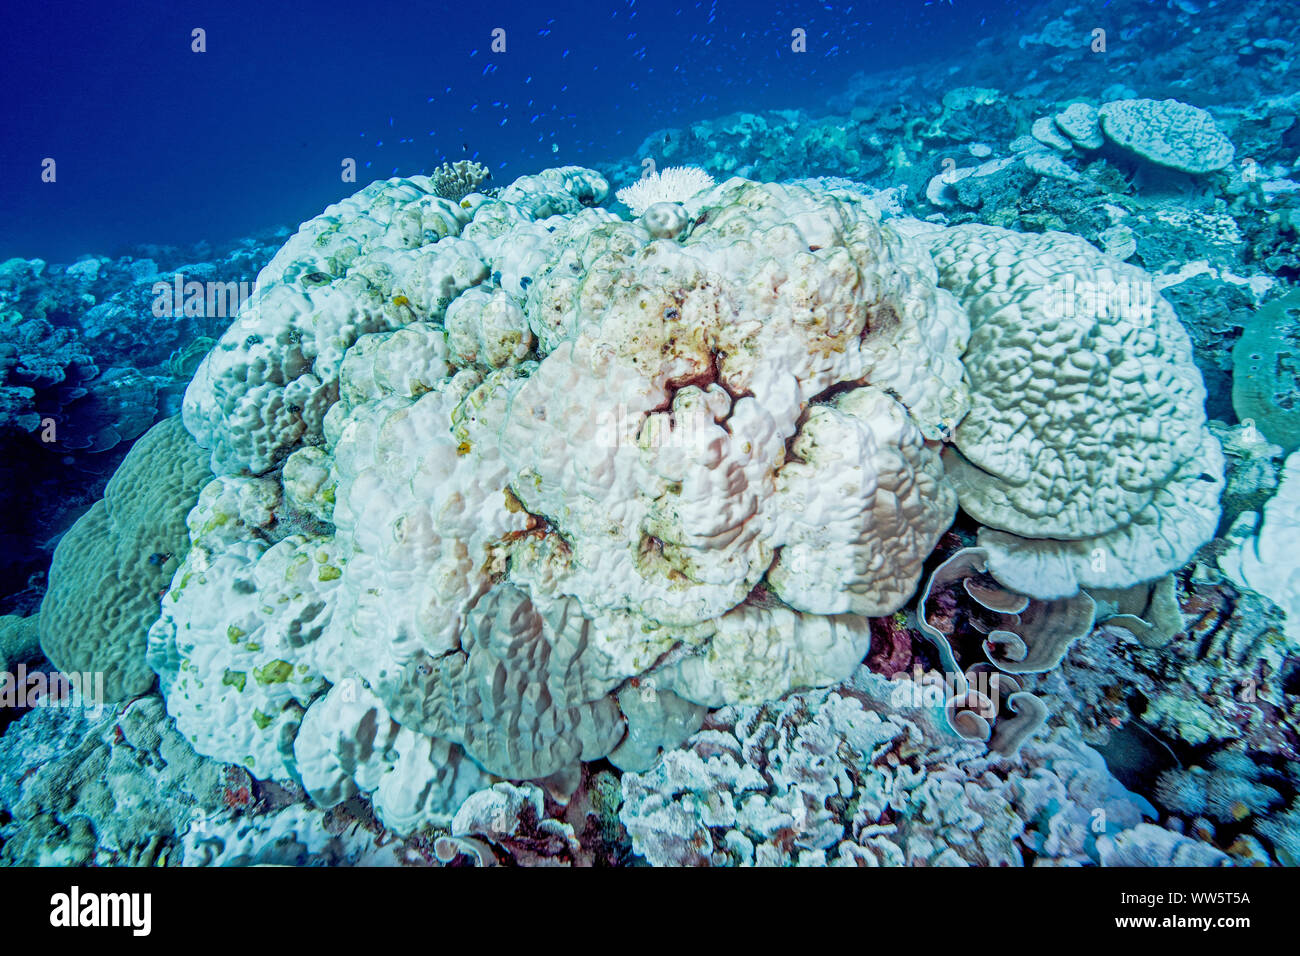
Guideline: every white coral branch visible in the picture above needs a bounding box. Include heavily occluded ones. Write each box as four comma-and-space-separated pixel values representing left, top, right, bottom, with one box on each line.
616, 166, 716, 217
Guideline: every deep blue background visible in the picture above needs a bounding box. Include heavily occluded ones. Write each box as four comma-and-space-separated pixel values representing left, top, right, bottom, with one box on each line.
0, 0, 1034, 261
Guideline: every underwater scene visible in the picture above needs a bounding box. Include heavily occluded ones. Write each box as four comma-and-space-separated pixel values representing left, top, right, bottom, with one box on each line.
0, 0, 1298, 879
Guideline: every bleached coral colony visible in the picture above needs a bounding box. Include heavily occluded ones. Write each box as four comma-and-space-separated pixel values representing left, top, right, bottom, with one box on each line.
95, 160, 1221, 836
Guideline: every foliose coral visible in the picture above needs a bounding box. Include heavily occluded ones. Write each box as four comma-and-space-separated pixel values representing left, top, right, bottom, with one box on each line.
619, 667, 1167, 866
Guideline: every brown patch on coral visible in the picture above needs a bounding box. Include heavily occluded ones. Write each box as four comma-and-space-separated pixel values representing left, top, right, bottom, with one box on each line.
866, 615, 918, 677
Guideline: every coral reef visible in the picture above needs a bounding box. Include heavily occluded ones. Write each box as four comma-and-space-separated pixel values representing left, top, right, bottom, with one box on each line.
0, 235, 275, 615
1, 0, 1297, 871
85, 157, 1222, 847
1097, 99, 1235, 175
619, 667, 1175, 867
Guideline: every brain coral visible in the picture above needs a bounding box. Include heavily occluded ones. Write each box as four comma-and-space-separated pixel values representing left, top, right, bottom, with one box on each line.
1098, 98, 1235, 175
40, 415, 211, 701
927, 224, 1223, 600
132, 167, 1219, 831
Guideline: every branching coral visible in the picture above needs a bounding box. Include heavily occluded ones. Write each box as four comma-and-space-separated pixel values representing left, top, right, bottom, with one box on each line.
428, 160, 491, 202
619, 667, 1166, 867
615, 166, 717, 216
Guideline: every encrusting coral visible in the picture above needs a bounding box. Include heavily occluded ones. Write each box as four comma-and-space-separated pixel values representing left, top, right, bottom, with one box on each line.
21, 163, 1218, 835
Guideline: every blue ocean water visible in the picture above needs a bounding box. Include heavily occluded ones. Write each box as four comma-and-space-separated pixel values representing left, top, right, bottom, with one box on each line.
1, 0, 1028, 260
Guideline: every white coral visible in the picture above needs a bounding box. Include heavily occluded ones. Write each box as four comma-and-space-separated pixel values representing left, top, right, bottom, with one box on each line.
139, 166, 1222, 836
615, 166, 716, 216
1220, 451, 1300, 645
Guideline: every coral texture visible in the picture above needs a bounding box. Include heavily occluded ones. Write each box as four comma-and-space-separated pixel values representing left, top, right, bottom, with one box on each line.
927, 224, 1223, 600
615, 166, 717, 216
1098, 98, 1235, 174
127, 167, 1223, 833
619, 668, 1165, 866
39, 416, 211, 700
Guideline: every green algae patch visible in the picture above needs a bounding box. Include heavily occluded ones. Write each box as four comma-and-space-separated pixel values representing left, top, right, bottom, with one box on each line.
253, 660, 294, 685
